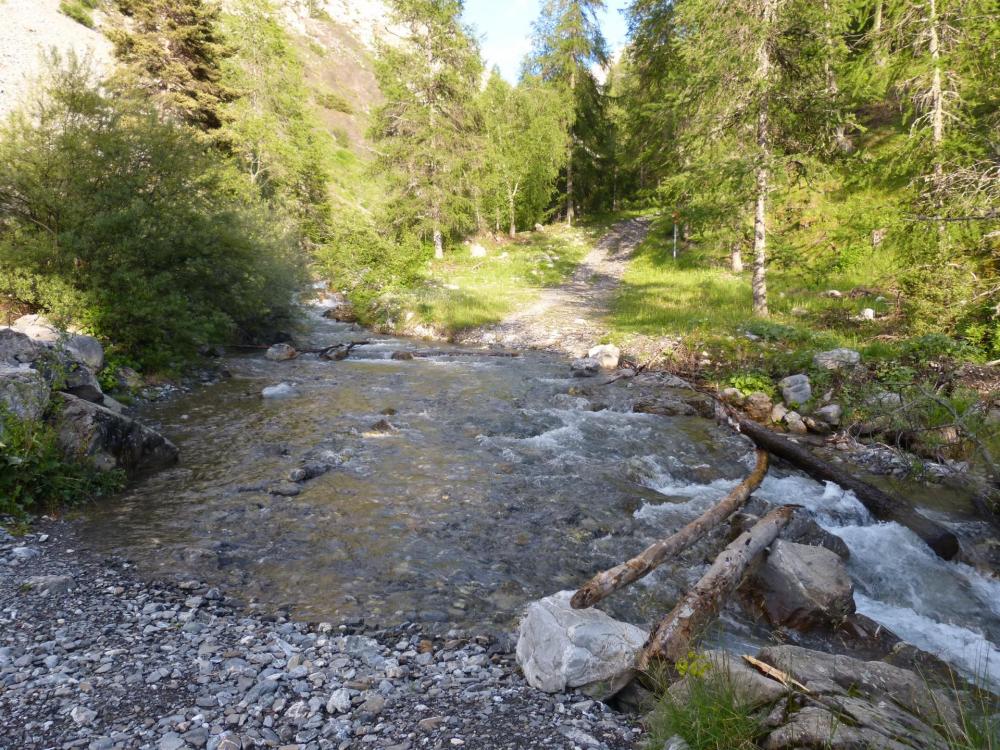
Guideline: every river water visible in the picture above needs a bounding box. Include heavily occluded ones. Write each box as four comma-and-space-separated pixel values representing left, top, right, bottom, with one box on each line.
78, 307, 1000, 688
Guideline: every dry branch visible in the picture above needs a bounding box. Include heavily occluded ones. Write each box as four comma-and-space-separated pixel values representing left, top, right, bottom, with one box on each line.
571, 451, 769, 609
637, 505, 797, 672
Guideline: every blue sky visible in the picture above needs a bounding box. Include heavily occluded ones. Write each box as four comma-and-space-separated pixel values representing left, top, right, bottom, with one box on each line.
461, 0, 631, 82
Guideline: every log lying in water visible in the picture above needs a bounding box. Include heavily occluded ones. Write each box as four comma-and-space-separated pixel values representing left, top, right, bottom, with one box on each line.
637, 505, 797, 672
315, 341, 370, 360
724, 407, 960, 560
571, 451, 770, 610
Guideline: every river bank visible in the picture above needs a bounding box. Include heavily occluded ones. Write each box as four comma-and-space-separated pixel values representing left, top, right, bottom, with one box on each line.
0, 519, 641, 750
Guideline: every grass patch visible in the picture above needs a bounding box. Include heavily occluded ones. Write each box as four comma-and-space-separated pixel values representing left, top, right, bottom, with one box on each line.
394, 223, 604, 333
59, 0, 98, 27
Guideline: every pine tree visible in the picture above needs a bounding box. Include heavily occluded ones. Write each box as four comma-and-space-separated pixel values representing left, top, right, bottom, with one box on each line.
370, 0, 482, 259
526, 0, 608, 225
110, 0, 233, 130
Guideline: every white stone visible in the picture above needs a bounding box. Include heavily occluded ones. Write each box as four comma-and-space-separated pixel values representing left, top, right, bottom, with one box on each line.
516, 591, 647, 698
815, 403, 843, 426
326, 687, 352, 714
469, 243, 487, 258
262, 383, 297, 399
813, 348, 861, 371
587, 344, 620, 370
860, 308, 876, 321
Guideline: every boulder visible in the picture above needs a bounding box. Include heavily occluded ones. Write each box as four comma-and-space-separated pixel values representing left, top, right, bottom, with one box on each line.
469, 243, 487, 258
860, 307, 876, 321
54, 392, 179, 475
778, 374, 812, 407
571, 357, 600, 378
323, 304, 358, 323
56, 360, 104, 403
0, 328, 43, 365
813, 348, 861, 371
534, 223, 545, 232
720, 387, 746, 406
668, 650, 788, 711
783, 410, 808, 434
261, 383, 297, 399
0, 365, 49, 422
11, 314, 104, 371
587, 344, 620, 370
265, 343, 297, 362
814, 403, 843, 426
770, 403, 788, 423
750, 540, 855, 629
744, 392, 773, 422
516, 590, 647, 699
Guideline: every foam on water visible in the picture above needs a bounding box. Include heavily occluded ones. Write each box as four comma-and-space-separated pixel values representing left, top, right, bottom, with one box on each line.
633, 467, 1000, 687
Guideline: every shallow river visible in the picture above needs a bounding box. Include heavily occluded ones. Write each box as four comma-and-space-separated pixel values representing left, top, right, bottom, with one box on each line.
79, 307, 1000, 687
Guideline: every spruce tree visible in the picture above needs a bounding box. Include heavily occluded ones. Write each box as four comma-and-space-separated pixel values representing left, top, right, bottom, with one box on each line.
370, 0, 482, 258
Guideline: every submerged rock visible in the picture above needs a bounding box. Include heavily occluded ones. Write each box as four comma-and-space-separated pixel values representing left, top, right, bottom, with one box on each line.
265, 343, 298, 362
516, 590, 647, 699
571, 357, 600, 377
261, 383, 297, 399
54, 392, 179, 475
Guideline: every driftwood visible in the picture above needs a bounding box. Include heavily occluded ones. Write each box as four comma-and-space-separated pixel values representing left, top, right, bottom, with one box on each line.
316, 341, 370, 360
637, 505, 797, 672
723, 406, 960, 560
571, 450, 770, 609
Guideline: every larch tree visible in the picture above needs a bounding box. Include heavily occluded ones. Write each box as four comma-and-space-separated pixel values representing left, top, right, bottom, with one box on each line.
525, 0, 608, 225
370, 0, 482, 259
480, 71, 568, 238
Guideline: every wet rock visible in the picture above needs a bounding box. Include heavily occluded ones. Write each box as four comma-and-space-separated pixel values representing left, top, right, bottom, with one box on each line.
813, 348, 861, 371
783, 410, 808, 434
0, 328, 43, 365
288, 463, 330, 483
571, 357, 600, 378
815, 403, 843, 426
53, 392, 179, 475
0, 365, 49, 422
587, 344, 620, 370
391, 351, 414, 361
261, 383, 297, 399
12, 314, 104, 371
778, 374, 812, 407
668, 650, 787, 711
265, 343, 297, 362
323, 303, 358, 323
268, 482, 301, 497
633, 396, 697, 417
750, 540, 855, 629
22, 575, 75, 595
744, 392, 773, 422
516, 590, 647, 699
369, 418, 397, 434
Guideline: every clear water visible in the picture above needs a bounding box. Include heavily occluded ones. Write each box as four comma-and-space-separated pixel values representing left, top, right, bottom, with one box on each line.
78, 308, 1000, 687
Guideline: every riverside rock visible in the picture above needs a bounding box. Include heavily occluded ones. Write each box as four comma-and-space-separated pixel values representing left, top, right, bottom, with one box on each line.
571, 357, 600, 377
750, 541, 855, 629
0, 365, 49, 422
516, 590, 647, 699
587, 344, 620, 370
744, 392, 773, 422
12, 314, 104, 371
54, 392, 179, 475
265, 343, 298, 361
813, 348, 861, 371
778, 374, 812, 407
0, 328, 43, 365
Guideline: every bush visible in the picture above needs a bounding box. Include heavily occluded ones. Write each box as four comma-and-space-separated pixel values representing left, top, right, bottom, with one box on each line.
0, 410, 124, 516
0, 56, 303, 371
59, 0, 97, 27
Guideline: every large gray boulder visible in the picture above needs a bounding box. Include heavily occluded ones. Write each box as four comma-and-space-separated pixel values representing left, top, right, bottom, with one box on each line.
516, 590, 647, 699
54, 392, 178, 475
587, 344, 620, 370
0, 328, 43, 365
265, 343, 298, 362
668, 650, 787, 711
12, 314, 104, 371
813, 348, 861, 371
0, 365, 50, 422
750, 540, 855, 629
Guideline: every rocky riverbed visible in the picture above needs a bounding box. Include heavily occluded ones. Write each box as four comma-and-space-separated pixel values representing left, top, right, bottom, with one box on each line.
0, 521, 641, 750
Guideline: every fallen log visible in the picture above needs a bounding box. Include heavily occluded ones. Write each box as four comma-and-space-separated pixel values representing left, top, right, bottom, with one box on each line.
408, 348, 521, 358
723, 407, 960, 560
316, 340, 370, 360
571, 451, 769, 609
637, 505, 797, 672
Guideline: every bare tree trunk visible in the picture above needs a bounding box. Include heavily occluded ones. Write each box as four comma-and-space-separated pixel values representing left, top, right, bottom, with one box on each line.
731, 242, 744, 273
823, 0, 848, 151
752, 0, 774, 317
873, 0, 886, 66
637, 506, 796, 671
572, 452, 769, 610
508, 182, 518, 239
433, 225, 443, 260
927, 0, 946, 245
567, 67, 576, 226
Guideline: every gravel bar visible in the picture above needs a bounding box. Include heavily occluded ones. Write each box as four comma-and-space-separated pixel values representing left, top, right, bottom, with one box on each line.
0, 521, 641, 750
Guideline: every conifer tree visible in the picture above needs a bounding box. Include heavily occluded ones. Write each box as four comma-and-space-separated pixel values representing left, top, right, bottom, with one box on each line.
370, 0, 482, 258
526, 0, 608, 225
110, 0, 233, 130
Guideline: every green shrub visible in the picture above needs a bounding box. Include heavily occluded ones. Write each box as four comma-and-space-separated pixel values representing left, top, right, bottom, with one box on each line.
316, 90, 353, 114
728, 372, 776, 398
0, 410, 124, 516
59, 0, 97, 27
0, 56, 302, 371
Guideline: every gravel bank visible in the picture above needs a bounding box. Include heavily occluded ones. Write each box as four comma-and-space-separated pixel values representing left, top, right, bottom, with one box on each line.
0, 521, 641, 750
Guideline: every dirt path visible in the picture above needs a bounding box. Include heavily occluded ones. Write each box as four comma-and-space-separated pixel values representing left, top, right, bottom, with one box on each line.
458, 218, 651, 357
